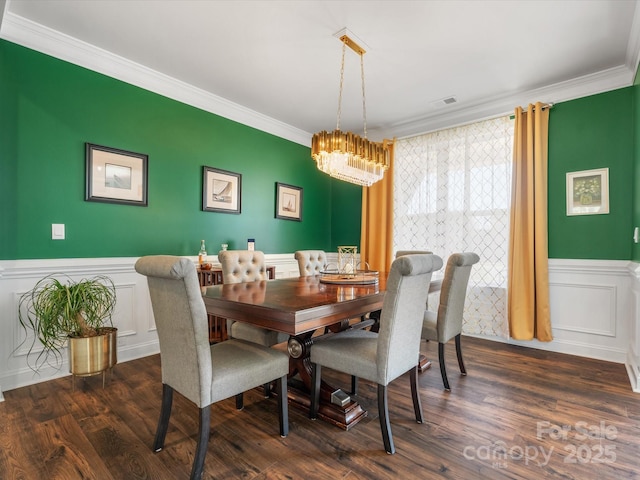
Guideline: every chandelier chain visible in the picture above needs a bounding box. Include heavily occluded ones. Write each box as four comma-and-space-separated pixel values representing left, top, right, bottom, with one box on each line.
336, 39, 347, 131
360, 53, 367, 139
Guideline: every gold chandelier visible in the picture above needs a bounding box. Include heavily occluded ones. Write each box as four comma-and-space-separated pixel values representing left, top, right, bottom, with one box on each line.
311, 32, 390, 187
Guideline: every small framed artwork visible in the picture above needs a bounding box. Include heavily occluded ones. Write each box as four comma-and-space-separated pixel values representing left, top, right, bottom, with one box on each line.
85, 143, 148, 206
566, 168, 609, 216
275, 182, 302, 221
202, 166, 241, 214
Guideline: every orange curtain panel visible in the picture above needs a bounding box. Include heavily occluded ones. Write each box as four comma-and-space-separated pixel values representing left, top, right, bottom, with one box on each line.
508, 103, 552, 341
361, 139, 395, 273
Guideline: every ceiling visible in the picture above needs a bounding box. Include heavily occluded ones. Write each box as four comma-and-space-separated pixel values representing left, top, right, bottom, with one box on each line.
2, 0, 640, 146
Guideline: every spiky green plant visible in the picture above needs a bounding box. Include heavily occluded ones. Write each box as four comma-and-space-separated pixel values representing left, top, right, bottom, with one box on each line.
18, 274, 116, 371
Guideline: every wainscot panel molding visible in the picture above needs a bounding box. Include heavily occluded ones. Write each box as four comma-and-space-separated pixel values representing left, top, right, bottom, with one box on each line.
0, 254, 302, 393
627, 262, 640, 392
7, 256, 634, 392
470, 259, 636, 391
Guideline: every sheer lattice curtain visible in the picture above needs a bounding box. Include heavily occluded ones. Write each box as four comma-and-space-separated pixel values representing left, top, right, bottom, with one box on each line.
394, 116, 514, 337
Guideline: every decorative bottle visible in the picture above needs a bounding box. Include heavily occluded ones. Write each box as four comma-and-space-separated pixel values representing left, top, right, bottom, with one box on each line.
198, 240, 207, 265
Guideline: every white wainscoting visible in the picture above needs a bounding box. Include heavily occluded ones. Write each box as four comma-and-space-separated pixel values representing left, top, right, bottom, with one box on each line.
472, 259, 638, 392
3, 255, 637, 396
627, 262, 640, 392
0, 253, 304, 397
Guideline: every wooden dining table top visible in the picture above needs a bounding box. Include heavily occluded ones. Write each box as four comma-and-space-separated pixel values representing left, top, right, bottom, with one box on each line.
202, 275, 387, 336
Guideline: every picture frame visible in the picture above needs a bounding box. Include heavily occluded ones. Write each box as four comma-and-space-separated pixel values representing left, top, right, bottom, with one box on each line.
202, 166, 241, 214
275, 182, 302, 221
85, 143, 148, 206
566, 168, 609, 216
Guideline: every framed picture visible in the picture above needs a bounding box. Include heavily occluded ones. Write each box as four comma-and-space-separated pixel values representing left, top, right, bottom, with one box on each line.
566, 168, 609, 216
275, 182, 302, 221
202, 166, 241, 214
85, 143, 148, 206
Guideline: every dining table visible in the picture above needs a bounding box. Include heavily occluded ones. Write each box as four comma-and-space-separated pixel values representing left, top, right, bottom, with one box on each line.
202, 273, 441, 430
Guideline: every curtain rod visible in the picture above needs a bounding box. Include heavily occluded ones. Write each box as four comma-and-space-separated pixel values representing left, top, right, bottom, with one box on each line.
518, 103, 554, 112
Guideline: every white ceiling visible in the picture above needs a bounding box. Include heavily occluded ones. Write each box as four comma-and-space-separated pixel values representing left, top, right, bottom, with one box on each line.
2, 0, 640, 146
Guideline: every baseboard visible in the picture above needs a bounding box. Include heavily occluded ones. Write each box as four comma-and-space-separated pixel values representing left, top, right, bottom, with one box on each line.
467, 333, 627, 364
626, 344, 640, 393
0, 340, 160, 394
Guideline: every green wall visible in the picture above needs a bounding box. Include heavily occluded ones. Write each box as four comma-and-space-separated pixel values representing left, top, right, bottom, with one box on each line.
548, 88, 634, 260
330, 179, 362, 250
0, 40, 18, 258
0, 40, 363, 260
4, 40, 638, 262
633, 82, 640, 262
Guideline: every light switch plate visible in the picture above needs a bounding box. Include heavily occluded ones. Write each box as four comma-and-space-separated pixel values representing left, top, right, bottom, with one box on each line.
52, 223, 65, 240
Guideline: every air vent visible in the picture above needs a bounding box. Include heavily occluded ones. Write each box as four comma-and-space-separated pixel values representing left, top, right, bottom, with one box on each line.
428, 95, 458, 109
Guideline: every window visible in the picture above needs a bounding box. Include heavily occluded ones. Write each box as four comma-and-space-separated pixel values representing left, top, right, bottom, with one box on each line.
394, 116, 514, 337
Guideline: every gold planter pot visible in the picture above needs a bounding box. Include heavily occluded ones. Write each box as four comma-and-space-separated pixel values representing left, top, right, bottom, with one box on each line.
68, 327, 118, 377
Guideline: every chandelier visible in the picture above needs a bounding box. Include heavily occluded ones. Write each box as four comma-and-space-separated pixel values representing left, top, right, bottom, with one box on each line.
311, 32, 390, 187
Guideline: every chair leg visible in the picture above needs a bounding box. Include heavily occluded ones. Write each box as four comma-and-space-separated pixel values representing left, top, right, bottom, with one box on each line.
370, 309, 381, 333
377, 384, 395, 454
263, 382, 271, 398
309, 363, 321, 419
455, 334, 467, 375
439, 342, 451, 392
153, 383, 174, 452
351, 375, 358, 395
235, 392, 244, 410
410, 366, 424, 424
276, 374, 289, 437
190, 405, 211, 480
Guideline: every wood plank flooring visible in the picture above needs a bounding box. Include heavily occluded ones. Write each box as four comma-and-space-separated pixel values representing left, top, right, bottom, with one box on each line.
1, 336, 639, 479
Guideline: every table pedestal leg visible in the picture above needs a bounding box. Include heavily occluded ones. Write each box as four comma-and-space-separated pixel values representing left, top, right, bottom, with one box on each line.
418, 354, 432, 372
286, 333, 367, 430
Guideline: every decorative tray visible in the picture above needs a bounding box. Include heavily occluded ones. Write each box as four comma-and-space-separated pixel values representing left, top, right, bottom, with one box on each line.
319, 269, 379, 285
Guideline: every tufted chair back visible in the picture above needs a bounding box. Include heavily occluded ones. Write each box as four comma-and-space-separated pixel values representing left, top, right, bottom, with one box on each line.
217, 249, 288, 347
218, 250, 268, 284
294, 250, 328, 276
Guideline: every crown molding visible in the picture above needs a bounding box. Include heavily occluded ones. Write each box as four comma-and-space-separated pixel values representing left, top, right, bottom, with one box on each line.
2, 9, 638, 144
626, 0, 640, 76
0, 12, 312, 146
373, 64, 635, 139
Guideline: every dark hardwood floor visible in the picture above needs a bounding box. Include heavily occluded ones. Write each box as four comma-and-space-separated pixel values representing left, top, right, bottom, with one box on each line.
1, 336, 639, 479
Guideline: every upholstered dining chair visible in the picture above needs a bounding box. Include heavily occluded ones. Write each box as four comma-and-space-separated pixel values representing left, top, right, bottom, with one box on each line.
348, 249, 435, 396
134, 255, 289, 480
294, 250, 328, 276
422, 252, 480, 391
218, 250, 289, 347
368, 250, 433, 329
309, 253, 443, 454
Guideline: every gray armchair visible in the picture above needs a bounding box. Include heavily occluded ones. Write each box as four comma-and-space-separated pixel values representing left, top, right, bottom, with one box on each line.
294, 250, 328, 276
422, 252, 480, 391
134, 255, 289, 480
309, 253, 443, 454
218, 250, 289, 347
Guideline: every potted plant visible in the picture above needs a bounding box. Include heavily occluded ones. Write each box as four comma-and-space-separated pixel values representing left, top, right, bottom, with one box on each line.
18, 274, 117, 378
